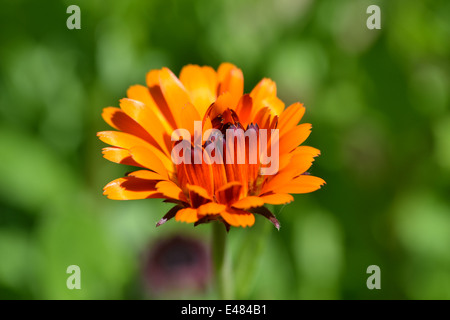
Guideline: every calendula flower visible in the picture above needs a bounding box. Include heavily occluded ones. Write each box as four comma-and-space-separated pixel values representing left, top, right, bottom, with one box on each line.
98, 63, 325, 230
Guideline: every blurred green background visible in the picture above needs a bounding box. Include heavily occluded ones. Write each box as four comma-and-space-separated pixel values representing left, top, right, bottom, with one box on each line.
1, 0, 449, 299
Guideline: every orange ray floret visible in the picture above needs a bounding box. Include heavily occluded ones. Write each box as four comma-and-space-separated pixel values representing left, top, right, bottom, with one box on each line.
98, 63, 325, 230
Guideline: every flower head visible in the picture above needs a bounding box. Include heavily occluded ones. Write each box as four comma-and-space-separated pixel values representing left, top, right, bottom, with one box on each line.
98, 63, 325, 230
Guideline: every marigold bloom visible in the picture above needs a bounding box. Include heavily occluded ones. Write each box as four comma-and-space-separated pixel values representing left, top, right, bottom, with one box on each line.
98, 63, 325, 230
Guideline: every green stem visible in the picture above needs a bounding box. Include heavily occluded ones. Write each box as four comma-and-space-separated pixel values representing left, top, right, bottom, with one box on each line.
212, 221, 232, 299
235, 218, 271, 298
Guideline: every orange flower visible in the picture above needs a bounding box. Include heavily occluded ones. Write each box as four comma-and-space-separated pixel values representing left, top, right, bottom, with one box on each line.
98, 63, 325, 230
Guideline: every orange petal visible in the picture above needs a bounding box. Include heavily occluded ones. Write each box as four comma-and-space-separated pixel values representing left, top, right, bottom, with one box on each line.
119, 98, 172, 156
252, 107, 273, 130
235, 94, 253, 128
232, 196, 264, 210
250, 78, 276, 102
97, 130, 146, 149
146, 69, 160, 87
279, 123, 312, 155
186, 184, 212, 200
145, 70, 178, 130
211, 162, 228, 196
278, 103, 306, 136
101, 107, 121, 130
175, 207, 199, 223
127, 170, 167, 181
97, 131, 171, 170
260, 146, 320, 194
156, 180, 188, 202
158, 67, 201, 134
260, 193, 294, 205
279, 145, 320, 173
220, 208, 255, 227
127, 85, 174, 134
101, 107, 157, 145
202, 116, 213, 136
215, 181, 242, 205
197, 202, 226, 215
278, 152, 294, 172
186, 184, 212, 208
181, 153, 215, 197
276, 175, 326, 194
203, 92, 234, 124
102, 147, 142, 167
292, 145, 321, 157
260, 167, 303, 195
269, 115, 279, 130
217, 63, 244, 108
288, 147, 320, 174
103, 177, 159, 200
129, 146, 170, 178
263, 96, 285, 118
179, 64, 218, 116
250, 78, 285, 117
126, 85, 155, 110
